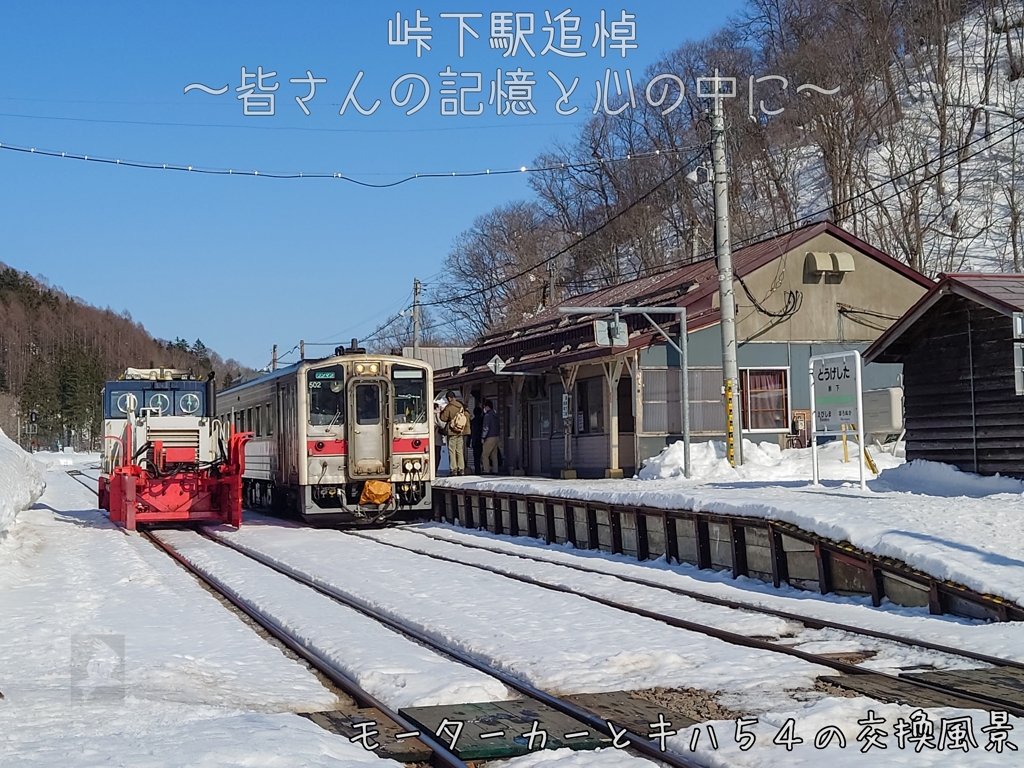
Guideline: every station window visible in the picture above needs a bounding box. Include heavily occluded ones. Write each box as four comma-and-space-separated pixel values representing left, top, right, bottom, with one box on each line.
575, 378, 603, 434
266, 402, 273, 435
247, 408, 253, 434
255, 405, 262, 437
740, 368, 789, 431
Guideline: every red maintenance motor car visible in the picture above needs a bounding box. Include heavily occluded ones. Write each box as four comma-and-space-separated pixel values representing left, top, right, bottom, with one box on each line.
98, 368, 251, 530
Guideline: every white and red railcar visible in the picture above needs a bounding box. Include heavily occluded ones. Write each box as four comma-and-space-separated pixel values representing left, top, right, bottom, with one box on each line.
218, 345, 434, 524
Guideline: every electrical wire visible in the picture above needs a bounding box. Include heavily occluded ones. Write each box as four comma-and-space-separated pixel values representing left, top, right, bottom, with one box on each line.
417, 150, 706, 309
0, 139, 701, 189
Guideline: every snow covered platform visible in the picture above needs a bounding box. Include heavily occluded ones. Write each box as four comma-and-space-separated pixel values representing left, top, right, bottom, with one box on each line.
434, 441, 1024, 622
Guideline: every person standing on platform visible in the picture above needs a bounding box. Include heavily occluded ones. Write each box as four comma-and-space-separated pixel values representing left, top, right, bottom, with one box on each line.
470, 406, 484, 474
480, 400, 501, 474
439, 390, 471, 476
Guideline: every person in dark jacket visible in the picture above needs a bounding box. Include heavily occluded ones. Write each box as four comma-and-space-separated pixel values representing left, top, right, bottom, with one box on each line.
480, 400, 500, 474
469, 406, 484, 474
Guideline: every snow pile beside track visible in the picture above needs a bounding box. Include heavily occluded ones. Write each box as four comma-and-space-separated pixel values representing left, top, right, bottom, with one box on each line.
638, 438, 902, 482
0, 427, 45, 538
876, 459, 1024, 497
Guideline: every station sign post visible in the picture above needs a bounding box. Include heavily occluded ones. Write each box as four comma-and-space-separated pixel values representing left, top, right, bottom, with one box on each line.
809, 350, 866, 490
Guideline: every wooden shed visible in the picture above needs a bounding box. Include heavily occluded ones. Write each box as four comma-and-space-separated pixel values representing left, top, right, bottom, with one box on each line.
864, 274, 1024, 477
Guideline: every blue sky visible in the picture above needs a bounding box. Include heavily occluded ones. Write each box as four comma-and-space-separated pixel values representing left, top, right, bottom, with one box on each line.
0, 1, 747, 368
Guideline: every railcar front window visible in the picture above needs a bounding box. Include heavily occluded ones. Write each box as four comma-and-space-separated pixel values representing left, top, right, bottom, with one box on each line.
356, 384, 381, 425
308, 366, 345, 425
392, 366, 427, 423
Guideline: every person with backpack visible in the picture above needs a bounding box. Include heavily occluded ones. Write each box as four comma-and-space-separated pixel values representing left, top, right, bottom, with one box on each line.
439, 390, 471, 476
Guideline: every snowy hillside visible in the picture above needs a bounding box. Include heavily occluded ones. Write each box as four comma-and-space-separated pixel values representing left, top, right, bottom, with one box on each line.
792, 7, 1024, 275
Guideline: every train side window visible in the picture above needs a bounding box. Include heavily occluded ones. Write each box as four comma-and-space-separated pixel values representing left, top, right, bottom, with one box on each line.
266, 402, 273, 435
247, 408, 253, 433
255, 405, 262, 437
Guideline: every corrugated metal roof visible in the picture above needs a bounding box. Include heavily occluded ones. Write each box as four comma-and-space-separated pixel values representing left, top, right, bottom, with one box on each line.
946, 274, 1024, 312
453, 221, 931, 383
402, 347, 468, 371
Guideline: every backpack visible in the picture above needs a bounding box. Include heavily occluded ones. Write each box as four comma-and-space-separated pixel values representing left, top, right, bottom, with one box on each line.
449, 407, 469, 434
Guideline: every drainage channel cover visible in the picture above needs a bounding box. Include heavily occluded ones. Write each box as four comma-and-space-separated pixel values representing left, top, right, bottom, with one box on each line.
301, 708, 433, 762
399, 699, 610, 761
901, 667, 1024, 708
819, 674, 1002, 711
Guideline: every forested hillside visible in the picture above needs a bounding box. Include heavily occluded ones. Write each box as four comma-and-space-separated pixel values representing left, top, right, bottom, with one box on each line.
0, 265, 247, 449
429, 0, 1024, 340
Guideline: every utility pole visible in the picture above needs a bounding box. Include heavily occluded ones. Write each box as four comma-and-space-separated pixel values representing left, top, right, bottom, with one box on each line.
710, 79, 743, 465
547, 260, 557, 306
300, 340, 305, 361
412, 278, 422, 359
271, 344, 278, 372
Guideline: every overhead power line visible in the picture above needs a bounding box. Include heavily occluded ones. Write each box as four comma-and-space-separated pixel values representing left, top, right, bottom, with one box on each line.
418, 149, 707, 309
0, 138, 701, 189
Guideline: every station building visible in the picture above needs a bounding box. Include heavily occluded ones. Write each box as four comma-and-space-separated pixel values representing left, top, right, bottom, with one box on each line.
865, 274, 1024, 478
436, 221, 934, 478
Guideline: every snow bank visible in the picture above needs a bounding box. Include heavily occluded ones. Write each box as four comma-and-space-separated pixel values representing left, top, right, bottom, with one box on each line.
877, 459, 1024, 497
0, 427, 45, 538
638, 438, 902, 482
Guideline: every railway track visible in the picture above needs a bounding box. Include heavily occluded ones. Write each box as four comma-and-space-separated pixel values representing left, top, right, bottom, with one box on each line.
349, 526, 1024, 719
66, 468, 1024, 755
195, 527, 705, 768
145, 529, 472, 768
393, 525, 1024, 672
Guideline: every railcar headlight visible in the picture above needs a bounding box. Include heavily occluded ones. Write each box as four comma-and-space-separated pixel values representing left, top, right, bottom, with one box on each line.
355, 364, 365, 373
403, 459, 413, 472
413, 459, 422, 472
369, 363, 379, 374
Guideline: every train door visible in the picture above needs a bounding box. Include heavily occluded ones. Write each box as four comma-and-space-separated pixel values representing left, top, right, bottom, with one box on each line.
347, 379, 391, 477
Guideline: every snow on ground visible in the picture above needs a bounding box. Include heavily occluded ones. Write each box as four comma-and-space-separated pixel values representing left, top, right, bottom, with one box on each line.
215, 518, 840, 713
216, 517, 1020, 767
153, 527, 512, 709
412, 523, 1024, 665
0, 455, 389, 767
358, 527, 989, 674
439, 439, 1024, 606
0, 428, 45, 539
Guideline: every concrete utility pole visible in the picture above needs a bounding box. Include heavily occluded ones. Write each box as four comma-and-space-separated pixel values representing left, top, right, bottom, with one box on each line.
412, 278, 422, 359
710, 84, 743, 465
271, 344, 278, 372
